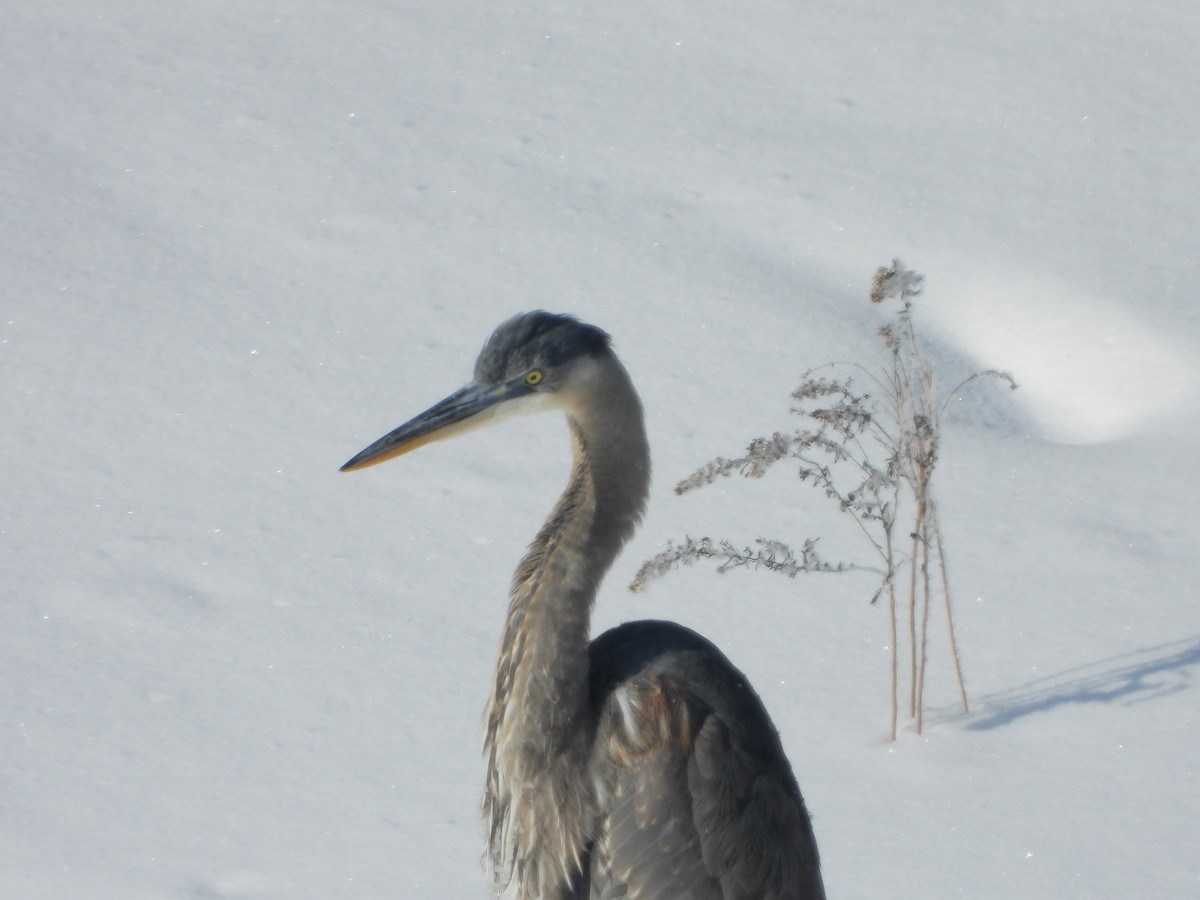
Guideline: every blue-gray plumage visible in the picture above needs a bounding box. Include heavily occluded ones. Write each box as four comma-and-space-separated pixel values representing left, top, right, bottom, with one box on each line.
341, 312, 825, 900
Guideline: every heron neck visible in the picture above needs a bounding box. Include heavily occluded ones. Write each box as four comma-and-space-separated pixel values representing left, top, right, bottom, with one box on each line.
484, 354, 649, 894
498, 391, 648, 717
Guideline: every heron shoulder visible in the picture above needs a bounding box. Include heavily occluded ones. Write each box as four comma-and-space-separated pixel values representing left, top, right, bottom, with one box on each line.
584, 620, 824, 899
587, 620, 793, 768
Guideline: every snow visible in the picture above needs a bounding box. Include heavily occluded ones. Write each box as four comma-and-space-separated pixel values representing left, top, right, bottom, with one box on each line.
2, 1, 1197, 897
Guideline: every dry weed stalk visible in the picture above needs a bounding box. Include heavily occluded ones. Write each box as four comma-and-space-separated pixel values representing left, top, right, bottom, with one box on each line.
632, 260, 1016, 739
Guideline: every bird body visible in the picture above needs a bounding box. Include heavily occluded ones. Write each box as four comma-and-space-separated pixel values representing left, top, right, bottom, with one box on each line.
342, 312, 824, 899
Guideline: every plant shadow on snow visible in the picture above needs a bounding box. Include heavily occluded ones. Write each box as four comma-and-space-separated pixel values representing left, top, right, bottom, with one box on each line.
931, 637, 1200, 731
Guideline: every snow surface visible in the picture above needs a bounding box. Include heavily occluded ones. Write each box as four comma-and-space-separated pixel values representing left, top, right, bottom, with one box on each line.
3, 2, 1198, 898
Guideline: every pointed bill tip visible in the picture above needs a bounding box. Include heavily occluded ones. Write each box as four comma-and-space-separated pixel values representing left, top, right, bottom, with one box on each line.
339, 432, 436, 472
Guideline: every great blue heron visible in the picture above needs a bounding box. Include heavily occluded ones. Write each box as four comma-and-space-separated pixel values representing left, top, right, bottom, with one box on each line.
341, 312, 825, 899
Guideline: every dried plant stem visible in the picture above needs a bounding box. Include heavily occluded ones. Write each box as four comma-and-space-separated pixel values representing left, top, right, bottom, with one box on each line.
915, 521, 933, 734
885, 532, 899, 742
906, 504, 922, 718
934, 523, 969, 713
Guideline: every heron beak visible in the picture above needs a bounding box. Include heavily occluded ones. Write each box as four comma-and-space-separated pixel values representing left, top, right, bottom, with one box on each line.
340, 381, 527, 472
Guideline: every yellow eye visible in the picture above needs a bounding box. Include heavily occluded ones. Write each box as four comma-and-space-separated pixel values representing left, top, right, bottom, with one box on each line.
524, 370, 543, 386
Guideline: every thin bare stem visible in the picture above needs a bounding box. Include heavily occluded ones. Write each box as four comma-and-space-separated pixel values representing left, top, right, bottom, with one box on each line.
939, 369, 1019, 416
885, 529, 898, 742
915, 520, 933, 735
932, 518, 969, 713
907, 505, 921, 719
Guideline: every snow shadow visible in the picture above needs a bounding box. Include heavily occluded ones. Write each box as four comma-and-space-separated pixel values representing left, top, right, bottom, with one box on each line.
960, 636, 1200, 731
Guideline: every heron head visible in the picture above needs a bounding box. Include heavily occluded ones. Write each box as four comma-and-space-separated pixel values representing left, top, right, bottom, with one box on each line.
340, 312, 612, 471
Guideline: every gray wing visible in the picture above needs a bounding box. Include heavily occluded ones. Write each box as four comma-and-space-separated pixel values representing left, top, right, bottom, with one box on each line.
581, 621, 825, 900
585, 747, 725, 899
